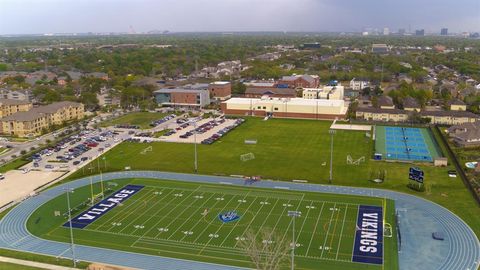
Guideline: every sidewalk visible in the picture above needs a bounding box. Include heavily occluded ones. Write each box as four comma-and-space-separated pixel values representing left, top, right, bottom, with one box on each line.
0, 256, 78, 270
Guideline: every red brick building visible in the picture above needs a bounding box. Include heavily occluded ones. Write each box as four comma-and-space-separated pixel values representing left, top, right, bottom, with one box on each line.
208, 81, 232, 100
277, 74, 320, 89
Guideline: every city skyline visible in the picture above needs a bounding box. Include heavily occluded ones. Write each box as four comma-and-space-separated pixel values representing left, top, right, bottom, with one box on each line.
0, 0, 479, 35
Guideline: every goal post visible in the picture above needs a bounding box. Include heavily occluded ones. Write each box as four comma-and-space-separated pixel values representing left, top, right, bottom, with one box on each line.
240, 153, 255, 162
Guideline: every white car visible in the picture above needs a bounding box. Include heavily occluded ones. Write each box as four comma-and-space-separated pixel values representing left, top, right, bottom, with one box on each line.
22, 168, 30, 174
0, 174, 5, 180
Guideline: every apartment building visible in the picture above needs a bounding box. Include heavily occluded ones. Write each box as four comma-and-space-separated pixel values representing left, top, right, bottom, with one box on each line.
0, 99, 32, 118
0, 101, 84, 137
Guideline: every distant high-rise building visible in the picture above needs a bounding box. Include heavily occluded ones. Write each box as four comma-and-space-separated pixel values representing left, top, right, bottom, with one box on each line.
441, 28, 448, 36
398, 28, 406, 35
383, 28, 390, 35
415, 29, 425, 36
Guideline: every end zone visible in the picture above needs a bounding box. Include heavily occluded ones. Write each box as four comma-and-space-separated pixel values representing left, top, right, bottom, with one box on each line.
352, 205, 383, 265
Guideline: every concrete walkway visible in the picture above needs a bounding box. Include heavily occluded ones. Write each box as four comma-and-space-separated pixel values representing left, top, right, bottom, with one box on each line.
0, 255, 77, 270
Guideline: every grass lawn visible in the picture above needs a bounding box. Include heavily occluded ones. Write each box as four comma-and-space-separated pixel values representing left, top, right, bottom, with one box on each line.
68, 118, 480, 238
0, 157, 29, 173
100, 112, 169, 129
0, 262, 43, 270
28, 178, 398, 270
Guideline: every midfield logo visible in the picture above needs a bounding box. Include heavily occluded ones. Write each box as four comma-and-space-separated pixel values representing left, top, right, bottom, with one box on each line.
218, 211, 240, 223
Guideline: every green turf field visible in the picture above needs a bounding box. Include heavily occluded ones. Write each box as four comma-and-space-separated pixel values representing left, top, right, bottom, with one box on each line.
28, 178, 398, 270
69, 117, 480, 239
100, 112, 169, 129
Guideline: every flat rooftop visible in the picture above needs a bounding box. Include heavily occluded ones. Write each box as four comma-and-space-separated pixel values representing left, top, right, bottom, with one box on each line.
225, 97, 345, 107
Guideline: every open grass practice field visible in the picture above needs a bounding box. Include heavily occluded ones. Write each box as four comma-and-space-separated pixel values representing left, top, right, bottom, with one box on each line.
28, 178, 398, 270
100, 112, 169, 129
72, 118, 480, 238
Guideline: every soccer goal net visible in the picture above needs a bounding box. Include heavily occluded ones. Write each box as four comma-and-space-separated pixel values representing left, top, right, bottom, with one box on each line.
140, 146, 153, 155
240, 152, 255, 162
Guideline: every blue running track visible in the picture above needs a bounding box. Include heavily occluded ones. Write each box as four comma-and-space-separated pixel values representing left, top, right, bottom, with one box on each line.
0, 171, 478, 270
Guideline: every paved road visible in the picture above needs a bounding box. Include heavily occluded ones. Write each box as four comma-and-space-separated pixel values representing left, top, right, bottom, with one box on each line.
0, 171, 478, 270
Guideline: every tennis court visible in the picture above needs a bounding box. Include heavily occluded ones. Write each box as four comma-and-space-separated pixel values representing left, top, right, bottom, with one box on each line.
375, 126, 441, 162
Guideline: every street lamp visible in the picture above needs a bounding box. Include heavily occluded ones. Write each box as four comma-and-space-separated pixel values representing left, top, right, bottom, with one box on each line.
64, 187, 77, 267
189, 119, 198, 173
288, 210, 301, 270
329, 129, 336, 184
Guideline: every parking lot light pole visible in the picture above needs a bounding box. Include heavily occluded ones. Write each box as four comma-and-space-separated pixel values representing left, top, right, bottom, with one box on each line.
288, 211, 301, 270
329, 129, 336, 184
190, 120, 198, 173
64, 188, 77, 267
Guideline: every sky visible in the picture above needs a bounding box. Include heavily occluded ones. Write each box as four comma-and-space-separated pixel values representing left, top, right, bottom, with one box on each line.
0, 0, 479, 35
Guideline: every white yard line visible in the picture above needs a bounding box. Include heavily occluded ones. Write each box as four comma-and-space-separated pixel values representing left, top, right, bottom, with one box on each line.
123, 189, 177, 235
192, 195, 238, 243
219, 195, 259, 247
232, 197, 271, 248
305, 201, 325, 256
350, 205, 360, 262
335, 203, 349, 260
295, 201, 314, 243
197, 192, 252, 254
166, 192, 217, 240
178, 193, 226, 242
96, 186, 157, 229
151, 191, 207, 238
320, 202, 337, 258
135, 186, 201, 240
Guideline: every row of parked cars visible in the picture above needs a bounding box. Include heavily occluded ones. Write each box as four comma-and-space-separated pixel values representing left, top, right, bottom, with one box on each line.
28, 131, 85, 162
115, 124, 140, 129
201, 118, 245, 145
178, 118, 226, 139
149, 114, 177, 127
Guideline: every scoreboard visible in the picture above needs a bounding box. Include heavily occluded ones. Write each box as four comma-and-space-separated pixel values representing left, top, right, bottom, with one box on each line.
409, 167, 424, 183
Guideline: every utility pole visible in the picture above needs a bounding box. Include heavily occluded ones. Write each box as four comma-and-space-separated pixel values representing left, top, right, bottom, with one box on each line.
288, 211, 301, 270
329, 129, 336, 184
190, 120, 198, 173
65, 188, 77, 267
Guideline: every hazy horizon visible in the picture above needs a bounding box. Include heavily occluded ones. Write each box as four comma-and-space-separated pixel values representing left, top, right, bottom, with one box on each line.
0, 0, 479, 35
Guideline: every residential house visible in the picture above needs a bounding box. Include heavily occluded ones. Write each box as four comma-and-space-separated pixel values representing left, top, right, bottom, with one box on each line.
420, 110, 479, 125
449, 99, 467, 111
403, 97, 421, 112
350, 78, 370, 91
378, 96, 395, 109
356, 107, 409, 122
447, 122, 480, 147
85, 72, 109, 80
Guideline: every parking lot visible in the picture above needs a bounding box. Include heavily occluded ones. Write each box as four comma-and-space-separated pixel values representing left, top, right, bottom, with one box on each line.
22, 128, 131, 172
154, 117, 244, 144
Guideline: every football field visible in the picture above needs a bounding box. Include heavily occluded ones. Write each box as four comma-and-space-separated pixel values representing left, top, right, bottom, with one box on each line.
29, 178, 398, 269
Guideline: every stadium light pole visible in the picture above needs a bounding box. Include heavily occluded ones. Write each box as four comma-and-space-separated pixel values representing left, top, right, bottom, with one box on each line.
64, 188, 77, 268
329, 129, 336, 184
189, 119, 198, 173
288, 211, 301, 270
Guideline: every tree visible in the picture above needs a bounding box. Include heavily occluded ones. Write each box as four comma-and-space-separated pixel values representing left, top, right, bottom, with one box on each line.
232, 82, 246, 95
237, 228, 292, 270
